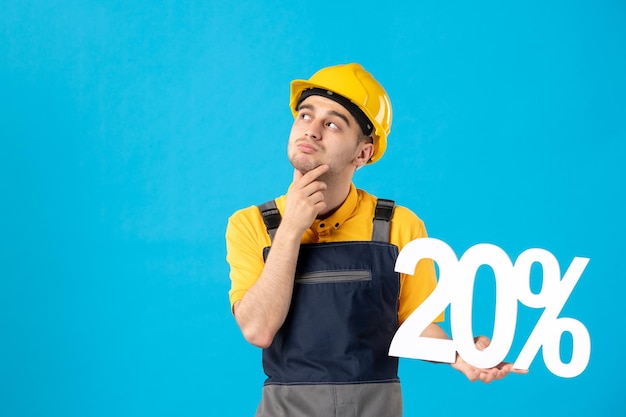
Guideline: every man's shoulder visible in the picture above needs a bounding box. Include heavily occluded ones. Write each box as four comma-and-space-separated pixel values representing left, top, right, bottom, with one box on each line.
229, 204, 260, 220
230, 194, 284, 217
393, 204, 425, 227
355, 188, 423, 224
228, 194, 287, 230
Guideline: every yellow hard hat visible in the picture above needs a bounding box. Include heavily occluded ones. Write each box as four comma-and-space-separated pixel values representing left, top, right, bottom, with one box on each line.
289, 63, 392, 164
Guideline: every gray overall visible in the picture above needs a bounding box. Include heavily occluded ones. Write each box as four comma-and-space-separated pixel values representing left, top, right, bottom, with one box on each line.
254, 199, 402, 417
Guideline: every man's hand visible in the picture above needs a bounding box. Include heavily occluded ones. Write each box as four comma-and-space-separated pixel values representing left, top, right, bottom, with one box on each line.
232, 164, 330, 348
452, 336, 529, 383
281, 165, 329, 235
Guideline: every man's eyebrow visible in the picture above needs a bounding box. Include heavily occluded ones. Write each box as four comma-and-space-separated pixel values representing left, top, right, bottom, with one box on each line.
297, 103, 351, 126
328, 110, 351, 126
297, 103, 315, 112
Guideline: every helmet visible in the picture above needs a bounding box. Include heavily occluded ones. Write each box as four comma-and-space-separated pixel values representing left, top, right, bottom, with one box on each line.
289, 63, 392, 164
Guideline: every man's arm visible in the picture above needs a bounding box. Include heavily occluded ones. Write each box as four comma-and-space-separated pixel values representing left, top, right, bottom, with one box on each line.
233, 165, 329, 348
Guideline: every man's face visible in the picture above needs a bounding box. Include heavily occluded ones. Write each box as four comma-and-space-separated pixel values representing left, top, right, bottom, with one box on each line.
287, 95, 371, 179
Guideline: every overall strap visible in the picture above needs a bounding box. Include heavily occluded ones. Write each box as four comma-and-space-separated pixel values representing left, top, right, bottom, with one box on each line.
258, 200, 281, 243
372, 198, 395, 243
259, 198, 395, 243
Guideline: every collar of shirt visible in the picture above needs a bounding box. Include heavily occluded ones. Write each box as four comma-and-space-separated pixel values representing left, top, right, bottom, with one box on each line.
276, 183, 361, 243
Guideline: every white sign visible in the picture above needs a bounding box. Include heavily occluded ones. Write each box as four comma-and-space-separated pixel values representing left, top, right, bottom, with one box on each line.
389, 238, 590, 378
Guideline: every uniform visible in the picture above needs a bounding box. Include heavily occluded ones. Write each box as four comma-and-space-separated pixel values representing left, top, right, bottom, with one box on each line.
226, 184, 441, 416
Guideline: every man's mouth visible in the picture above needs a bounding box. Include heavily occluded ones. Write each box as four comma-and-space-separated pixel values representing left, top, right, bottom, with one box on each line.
296, 141, 319, 154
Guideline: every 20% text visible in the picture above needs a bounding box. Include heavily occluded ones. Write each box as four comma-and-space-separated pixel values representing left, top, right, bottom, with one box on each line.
389, 238, 591, 378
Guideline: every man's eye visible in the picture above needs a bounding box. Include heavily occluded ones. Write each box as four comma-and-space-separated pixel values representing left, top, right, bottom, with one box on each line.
300, 113, 311, 120
327, 122, 338, 129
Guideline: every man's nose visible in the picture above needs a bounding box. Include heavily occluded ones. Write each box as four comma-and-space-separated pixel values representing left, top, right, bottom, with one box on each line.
305, 121, 322, 140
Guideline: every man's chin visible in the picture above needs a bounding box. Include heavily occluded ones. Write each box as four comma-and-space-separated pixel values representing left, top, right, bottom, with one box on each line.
290, 157, 322, 175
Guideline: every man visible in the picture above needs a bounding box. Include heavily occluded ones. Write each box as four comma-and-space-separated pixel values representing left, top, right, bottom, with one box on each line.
226, 63, 524, 416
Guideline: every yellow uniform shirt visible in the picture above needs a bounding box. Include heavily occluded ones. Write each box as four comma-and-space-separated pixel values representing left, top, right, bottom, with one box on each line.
226, 184, 442, 325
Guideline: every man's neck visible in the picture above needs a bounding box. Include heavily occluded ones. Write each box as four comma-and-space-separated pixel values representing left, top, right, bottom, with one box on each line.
317, 176, 352, 219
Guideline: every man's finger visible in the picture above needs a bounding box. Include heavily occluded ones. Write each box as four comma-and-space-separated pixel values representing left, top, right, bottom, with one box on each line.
295, 165, 329, 185
474, 336, 490, 350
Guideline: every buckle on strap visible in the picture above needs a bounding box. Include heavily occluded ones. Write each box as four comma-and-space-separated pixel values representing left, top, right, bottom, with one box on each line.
258, 200, 282, 243
372, 199, 395, 242
374, 199, 395, 222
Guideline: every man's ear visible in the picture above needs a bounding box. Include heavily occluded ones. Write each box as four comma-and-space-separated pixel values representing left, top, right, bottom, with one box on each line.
354, 141, 375, 168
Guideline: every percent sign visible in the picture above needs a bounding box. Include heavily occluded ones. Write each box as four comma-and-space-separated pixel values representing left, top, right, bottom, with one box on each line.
389, 238, 591, 378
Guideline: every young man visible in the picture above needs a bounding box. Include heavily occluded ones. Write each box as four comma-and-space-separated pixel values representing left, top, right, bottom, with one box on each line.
226, 63, 523, 417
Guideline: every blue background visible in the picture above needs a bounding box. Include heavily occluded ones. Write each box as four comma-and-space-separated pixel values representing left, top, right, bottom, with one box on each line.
2, 1, 625, 416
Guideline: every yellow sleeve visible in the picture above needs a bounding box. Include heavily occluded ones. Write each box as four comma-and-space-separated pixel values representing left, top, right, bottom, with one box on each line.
225, 205, 271, 311
390, 206, 444, 325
